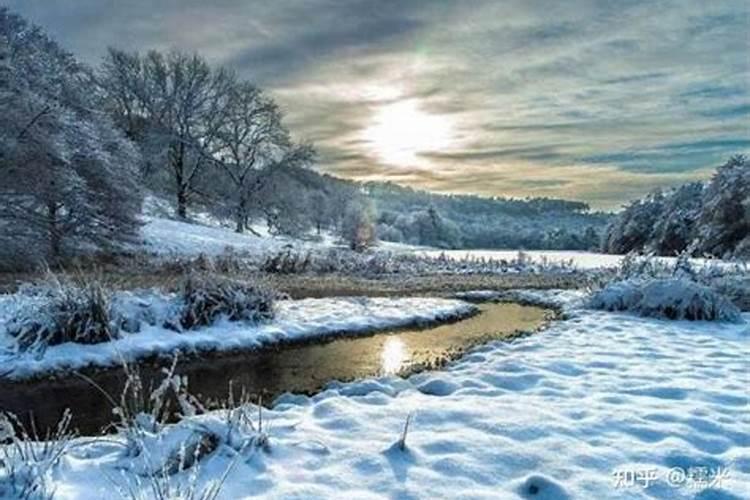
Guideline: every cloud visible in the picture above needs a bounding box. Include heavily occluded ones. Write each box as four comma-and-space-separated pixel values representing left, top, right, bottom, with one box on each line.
6, 0, 748, 209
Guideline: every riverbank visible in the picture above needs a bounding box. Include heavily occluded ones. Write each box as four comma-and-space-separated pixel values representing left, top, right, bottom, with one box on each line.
3, 291, 747, 499
0, 295, 476, 381
0, 302, 551, 435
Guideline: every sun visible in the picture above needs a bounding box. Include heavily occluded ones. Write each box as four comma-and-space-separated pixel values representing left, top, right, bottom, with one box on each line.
362, 99, 453, 167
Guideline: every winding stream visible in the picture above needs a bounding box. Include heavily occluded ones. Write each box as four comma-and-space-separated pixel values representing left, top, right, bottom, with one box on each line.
0, 302, 551, 435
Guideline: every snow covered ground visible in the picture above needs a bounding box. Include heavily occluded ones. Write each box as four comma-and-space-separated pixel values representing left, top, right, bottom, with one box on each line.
0, 296, 474, 379
419, 249, 739, 271
140, 214, 739, 276
141, 216, 291, 257
419, 249, 621, 269
22, 293, 749, 499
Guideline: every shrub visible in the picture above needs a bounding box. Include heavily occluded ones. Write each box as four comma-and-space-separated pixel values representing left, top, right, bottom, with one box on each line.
595, 252, 750, 312
709, 274, 750, 311
340, 201, 376, 251
588, 278, 742, 322
178, 273, 276, 330
260, 247, 311, 274
7, 275, 116, 351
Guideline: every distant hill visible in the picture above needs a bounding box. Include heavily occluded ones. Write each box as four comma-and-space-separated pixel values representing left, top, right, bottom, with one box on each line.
254, 165, 611, 251
363, 181, 610, 250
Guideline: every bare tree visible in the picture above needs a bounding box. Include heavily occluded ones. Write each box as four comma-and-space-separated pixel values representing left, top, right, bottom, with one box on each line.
101, 49, 234, 218
216, 83, 290, 232
251, 149, 318, 237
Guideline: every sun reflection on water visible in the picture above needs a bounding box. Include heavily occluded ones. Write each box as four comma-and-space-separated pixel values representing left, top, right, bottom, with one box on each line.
380, 337, 408, 375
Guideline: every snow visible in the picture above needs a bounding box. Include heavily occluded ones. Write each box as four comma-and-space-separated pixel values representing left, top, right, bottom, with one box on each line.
136, 208, 687, 274
17, 292, 750, 499
141, 216, 288, 257
419, 249, 737, 271
420, 249, 622, 269
140, 197, 335, 257
0, 295, 475, 379
139, 210, 738, 278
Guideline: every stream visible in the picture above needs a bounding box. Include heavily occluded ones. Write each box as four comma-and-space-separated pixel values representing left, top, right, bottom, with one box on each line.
0, 302, 551, 435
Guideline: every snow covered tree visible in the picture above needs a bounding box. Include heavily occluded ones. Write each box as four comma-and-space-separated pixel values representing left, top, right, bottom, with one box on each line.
695, 155, 749, 259
649, 182, 703, 255
100, 49, 234, 219
0, 9, 142, 266
308, 191, 331, 236
601, 191, 666, 254
602, 156, 749, 258
215, 83, 309, 232
255, 163, 316, 238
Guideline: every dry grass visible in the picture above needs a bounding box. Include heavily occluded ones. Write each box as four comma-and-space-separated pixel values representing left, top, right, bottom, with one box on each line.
0, 410, 75, 499
7, 273, 116, 351
178, 273, 276, 330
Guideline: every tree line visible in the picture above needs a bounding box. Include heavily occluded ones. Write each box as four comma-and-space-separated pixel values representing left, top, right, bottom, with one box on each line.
601, 155, 749, 259
367, 182, 608, 250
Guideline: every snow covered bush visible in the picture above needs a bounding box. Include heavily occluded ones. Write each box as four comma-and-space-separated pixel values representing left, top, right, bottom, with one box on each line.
588, 278, 742, 322
595, 252, 750, 312
260, 247, 312, 274
710, 274, 750, 311
7, 276, 116, 351
178, 273, 276, 330
260, 246, 577, 277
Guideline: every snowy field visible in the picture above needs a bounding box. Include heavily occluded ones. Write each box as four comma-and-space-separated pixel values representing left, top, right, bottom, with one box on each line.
140, 213, 742, 276
420, 249, 622, 269
0, 296, 474, 379
419, 249, 739, 271
141, 217, 290, 257
25, 293, 749, 499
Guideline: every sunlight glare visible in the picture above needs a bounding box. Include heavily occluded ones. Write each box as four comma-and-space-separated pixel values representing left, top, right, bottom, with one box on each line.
363, 99, 453, 167
381, 337, 408, 375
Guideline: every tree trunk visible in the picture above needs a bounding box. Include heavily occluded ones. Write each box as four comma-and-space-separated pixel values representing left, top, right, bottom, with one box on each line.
235, 195, 248, 233
177, 187, 188, 219
172, 143, 188, 219
47, 202, 61, 261
235, 213, 245, 233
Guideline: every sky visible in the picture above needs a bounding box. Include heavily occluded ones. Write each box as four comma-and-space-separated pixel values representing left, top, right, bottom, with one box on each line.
5, 0, 749, 209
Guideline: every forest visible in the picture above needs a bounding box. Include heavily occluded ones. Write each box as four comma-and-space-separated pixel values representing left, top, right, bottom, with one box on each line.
601, 155, 749, 260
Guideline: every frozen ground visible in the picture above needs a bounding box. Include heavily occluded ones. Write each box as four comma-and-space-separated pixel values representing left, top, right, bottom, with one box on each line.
0, 295, 474, 379
22, 293, 750, 499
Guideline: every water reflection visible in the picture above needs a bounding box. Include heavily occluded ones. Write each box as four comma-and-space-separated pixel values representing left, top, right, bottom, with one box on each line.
381, 337, 408, 375
0, 303, 551, 435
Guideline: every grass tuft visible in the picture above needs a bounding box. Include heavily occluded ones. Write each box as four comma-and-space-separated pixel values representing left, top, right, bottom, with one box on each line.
178, 273, 276, 330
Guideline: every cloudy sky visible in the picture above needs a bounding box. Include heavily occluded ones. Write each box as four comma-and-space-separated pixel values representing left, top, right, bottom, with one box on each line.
6, 0, 749, 209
